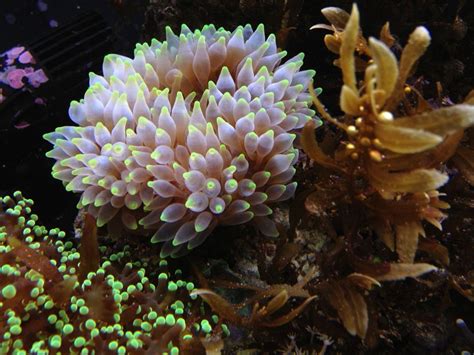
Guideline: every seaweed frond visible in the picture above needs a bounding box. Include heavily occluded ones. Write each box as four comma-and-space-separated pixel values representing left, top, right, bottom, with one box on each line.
304, 4, 474, 264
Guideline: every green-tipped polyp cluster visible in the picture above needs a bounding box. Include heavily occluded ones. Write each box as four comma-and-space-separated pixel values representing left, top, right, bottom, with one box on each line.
0, 192, 228, 353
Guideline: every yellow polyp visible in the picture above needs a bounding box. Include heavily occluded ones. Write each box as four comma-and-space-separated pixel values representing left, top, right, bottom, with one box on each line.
359, 137, 371, 147
347, 126, 358, 136
369, 150, 383, 162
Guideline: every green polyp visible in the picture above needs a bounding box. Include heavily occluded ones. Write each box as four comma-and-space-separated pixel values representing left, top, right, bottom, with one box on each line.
79, 306, 89, 315
221, 323, 230, 336
2, 284, 17, 299
170, 302, 183, 314
7, 209, 20, 217
186, 282, 195, 291
175, 308, 184, 315
168, 281, 178, 292
182, 333, 194, 343
24, 302, 37, 312
7, 317, 21, 326
10, 325, 22, 335
141, 322, 152, 332
49, 335, 62, 349
12, 339, 23, 349
73, 337, 86, 348
30, 287, 40, 298
170, 347, 179, 355
90, 328, 99, 338
127, 339, 141, 349
148, 311, 158, 320
108, 341, 118, 351
201, 319, 212, 334
166, 314, 176, 326
1, 264, 13, 275
85, 319, 96, 330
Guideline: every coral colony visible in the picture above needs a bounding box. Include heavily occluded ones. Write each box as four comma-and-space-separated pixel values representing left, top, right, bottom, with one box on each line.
44, 24, 317, 257
0, 192, 228, 353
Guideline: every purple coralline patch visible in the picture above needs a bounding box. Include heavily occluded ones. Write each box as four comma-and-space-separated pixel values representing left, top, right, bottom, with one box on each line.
34, 97, 46, 105
14, 121, 32, 129
37, 0, 48, 12
18, 51, 34, 64
0, 46, 49, 124
7, 69, 26, 89
6, 46, 25, 59
1, 46, 49, 91
26, 69, 48, 88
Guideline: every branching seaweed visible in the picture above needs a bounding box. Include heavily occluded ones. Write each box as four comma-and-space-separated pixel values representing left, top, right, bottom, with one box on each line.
290, 4, 474, 342
303, 4, 474, 264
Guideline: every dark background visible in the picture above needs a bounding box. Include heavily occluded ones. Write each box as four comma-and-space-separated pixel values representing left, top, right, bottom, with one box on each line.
0, 0, 146, 53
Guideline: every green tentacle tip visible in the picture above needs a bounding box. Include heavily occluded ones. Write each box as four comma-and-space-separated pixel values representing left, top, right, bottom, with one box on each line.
1, 284, 17, 299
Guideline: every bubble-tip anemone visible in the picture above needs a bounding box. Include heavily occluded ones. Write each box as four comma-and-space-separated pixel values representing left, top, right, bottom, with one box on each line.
44, 24, 318, 257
